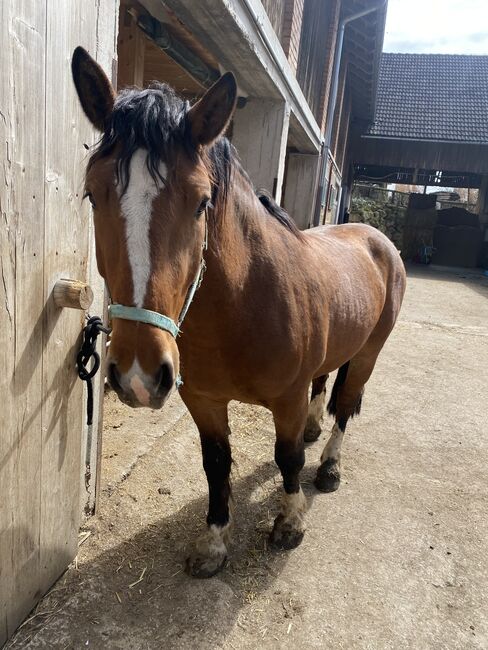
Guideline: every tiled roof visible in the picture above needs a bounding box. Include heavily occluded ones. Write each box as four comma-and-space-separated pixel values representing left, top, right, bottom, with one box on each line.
368, 53, 488, 144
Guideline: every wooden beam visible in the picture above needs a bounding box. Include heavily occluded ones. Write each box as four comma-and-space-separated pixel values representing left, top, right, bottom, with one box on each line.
118, 2, 145, 88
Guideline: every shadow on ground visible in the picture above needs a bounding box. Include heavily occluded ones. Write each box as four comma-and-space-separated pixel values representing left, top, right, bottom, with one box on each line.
7, 264, 488, 649
7, 450, 324, 650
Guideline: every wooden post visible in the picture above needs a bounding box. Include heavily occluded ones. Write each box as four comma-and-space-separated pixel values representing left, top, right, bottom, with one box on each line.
117, 2, 145, 89
476, 175, 488, 225
283, 153, 320, 229
53, 279, 94, 310
232, 98, 290, 203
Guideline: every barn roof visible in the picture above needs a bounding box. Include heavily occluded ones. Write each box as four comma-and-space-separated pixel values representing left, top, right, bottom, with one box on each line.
367, 52, 488, 144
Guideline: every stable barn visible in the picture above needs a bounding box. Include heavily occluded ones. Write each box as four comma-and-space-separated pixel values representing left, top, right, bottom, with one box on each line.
350, 53, 488, 266
1, 0, 387, 642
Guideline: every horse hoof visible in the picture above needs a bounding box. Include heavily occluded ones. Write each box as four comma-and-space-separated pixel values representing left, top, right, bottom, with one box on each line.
314, 459, 341, 493
303, 422, 322, 443
185, 552, 227, 579
269, 515, 305, 550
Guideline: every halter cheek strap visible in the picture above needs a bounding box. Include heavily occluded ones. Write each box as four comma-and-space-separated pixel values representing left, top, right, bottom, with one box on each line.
108, 211, 208, 340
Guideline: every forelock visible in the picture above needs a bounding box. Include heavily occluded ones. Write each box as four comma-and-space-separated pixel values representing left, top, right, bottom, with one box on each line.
88, 82, 193, 192
86, 83, 233, 211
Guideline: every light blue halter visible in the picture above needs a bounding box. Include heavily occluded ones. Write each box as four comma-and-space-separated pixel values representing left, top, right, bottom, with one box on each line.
108, 213, 208, 345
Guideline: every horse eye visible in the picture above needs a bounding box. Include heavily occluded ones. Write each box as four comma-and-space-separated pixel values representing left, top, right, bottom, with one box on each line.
84, 191, 96, 209
196, 197, 211, 217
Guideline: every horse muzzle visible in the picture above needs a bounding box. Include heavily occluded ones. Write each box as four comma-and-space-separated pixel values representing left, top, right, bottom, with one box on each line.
107, 356, 175, 409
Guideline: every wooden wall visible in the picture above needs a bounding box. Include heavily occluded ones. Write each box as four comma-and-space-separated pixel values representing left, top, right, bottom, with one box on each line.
296, 0, 331, 120
0, 1, 118, 643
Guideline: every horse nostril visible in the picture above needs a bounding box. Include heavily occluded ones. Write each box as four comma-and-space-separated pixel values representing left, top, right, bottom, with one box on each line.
156, 361, 174, 395
107, 361, 122, 392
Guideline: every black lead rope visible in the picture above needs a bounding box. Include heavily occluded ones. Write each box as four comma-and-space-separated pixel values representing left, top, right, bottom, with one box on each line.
77, 315, 111, 426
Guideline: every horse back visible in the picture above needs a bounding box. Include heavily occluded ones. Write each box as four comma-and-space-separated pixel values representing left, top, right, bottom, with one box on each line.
302, 223, 406, 368
306, 222, 405, 300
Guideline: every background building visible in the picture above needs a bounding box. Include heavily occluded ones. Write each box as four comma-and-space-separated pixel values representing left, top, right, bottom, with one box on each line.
352, 52, 488, 223
351, 52, 488, 267
122, 0, 388, 227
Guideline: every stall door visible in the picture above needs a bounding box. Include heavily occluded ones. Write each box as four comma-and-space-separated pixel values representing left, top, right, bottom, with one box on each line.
0, 1, 118, 643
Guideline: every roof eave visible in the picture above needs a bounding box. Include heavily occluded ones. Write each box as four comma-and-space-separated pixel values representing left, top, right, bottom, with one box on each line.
363, 134, 488, 146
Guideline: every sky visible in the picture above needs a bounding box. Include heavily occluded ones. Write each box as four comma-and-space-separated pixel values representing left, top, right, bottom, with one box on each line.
383, 0, 488, 54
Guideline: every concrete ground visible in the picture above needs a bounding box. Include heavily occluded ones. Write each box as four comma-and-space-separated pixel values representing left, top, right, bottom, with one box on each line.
6, 265, 488, 650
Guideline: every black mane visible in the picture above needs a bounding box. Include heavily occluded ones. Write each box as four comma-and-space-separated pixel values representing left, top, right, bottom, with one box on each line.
88, 82, 302, 237
88, 83, 190, 193
256, 190, 303, 238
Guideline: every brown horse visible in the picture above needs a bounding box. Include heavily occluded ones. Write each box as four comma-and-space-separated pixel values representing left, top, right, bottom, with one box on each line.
72, 47, 406, 578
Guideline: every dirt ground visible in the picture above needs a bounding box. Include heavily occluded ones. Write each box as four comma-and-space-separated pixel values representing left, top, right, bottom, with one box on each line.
6, 265, 488, 650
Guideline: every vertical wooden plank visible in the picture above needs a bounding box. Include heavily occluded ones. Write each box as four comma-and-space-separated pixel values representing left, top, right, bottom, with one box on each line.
0, 5, 15, 642
117, 1, 145, 89
0, 0, 46, 643
38, 0, 98, 592
0, 5, 15, 640
80, 0, 119, 517
40, 0, 119, 585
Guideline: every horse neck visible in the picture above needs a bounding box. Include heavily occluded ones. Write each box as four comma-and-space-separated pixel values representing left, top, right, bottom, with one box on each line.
204, 168, 271, 283
182, 158, 302, 338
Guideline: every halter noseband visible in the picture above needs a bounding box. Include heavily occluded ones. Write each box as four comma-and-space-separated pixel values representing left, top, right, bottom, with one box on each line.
108, 211, 208, 339
108, 304, 181, 337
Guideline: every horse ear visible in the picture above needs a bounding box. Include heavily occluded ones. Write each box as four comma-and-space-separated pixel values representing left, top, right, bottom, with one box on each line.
71, 46, 115, 131
187, 72, 237, 146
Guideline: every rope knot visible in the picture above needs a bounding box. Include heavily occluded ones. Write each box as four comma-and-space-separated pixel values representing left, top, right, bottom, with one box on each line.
77, 315, 111, 425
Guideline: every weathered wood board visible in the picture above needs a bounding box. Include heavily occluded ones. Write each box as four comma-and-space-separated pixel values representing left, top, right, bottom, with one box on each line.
0, 1, 118, 643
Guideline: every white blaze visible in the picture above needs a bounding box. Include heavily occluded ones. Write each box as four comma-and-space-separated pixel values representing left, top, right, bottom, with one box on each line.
118, 149, 167, 308
125, 359, 152, 406
130, 374, 151, 406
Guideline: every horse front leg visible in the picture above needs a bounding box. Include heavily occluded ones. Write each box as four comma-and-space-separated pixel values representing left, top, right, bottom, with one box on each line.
182, 396, 232, 578
269, 394, 308, 550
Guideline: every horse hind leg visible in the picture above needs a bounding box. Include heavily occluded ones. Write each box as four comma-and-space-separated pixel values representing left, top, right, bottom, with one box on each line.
315, 353, 375, 493
316, 267, 405, 493
303, 374, 329, 442
269, 394, 308, 550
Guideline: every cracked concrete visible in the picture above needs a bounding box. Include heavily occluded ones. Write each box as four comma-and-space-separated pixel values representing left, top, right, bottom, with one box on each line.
5, 265, 488, 650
